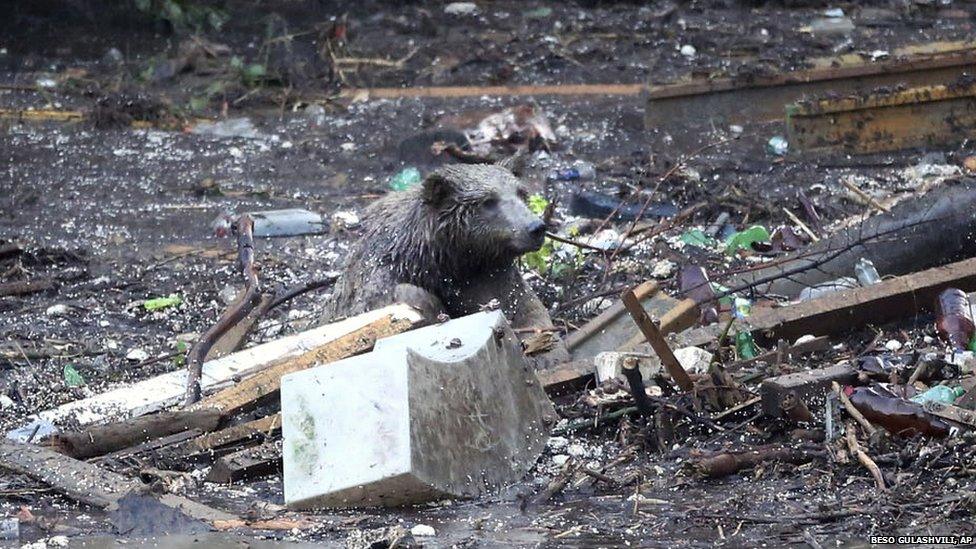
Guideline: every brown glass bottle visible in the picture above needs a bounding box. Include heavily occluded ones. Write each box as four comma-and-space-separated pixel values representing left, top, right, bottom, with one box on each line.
936, 288, 975, 350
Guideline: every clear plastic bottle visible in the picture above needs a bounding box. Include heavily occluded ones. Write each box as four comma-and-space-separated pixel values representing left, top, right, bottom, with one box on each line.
936, 288, 975, 351
854, 258, 881, 286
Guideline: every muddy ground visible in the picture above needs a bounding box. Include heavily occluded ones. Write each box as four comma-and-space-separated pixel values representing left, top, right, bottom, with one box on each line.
3, 1, 976, 547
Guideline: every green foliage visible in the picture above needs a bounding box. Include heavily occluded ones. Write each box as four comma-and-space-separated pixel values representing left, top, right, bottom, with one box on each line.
521, 194, 582, 277
724, 225, 770, 255
144, 294, 182, 311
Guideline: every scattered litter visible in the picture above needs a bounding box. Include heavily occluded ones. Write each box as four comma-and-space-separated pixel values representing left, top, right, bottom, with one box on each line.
410, 524, 436, 537
214, 209, 327, 238
766, 135, 789, 156
190, 117, 263, 140
144, 294, 183, 311
444, 2, 478, 16
389, 167, 423, 191
63, 364, 85, 388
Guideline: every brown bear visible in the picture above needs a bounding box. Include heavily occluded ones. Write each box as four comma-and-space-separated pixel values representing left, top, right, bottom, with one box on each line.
324, 164, 562, 352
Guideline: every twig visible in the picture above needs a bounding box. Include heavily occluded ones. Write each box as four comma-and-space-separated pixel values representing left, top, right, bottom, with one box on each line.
621, 357, 655, 418
545, 232, 610, 253
832, 382, 877, 436
840, 178, 890, 213
184, 215, 264, 406
845, 421, 886, 491
784, 208, 820, 242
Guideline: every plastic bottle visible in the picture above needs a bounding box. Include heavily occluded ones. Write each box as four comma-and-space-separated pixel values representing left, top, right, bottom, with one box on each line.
936, 288, 975, 350
910, 385, 965, 405
549, 160, 596, 182
854, 258, 881, 286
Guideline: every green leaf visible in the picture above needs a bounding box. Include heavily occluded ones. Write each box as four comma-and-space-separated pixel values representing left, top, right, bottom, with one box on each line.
144, 294, 182, 311
64, 364, 85, 387
724, 225, 770, 255
527, 194, 549, 216
680, 229, 716, 249
244, 64, 266, 80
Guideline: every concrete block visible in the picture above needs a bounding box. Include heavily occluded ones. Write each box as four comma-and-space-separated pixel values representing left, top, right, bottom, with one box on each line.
280, 311, 556, 509
760, 363, 858, 418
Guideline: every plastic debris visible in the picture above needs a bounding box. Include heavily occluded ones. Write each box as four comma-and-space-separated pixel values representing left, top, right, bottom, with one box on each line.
735, 331, 758, 360
549, 160, 596, 182
63, 364, 85, 388
680, 229, 717, 249
910, 385, 965, 405
724, 225, 771, 255
805, 17, 855, 35
846, 386, 950, 437
524, 7, 553, 19
190, 117, 263, 139
410, 524, 436, 537
569, 190, 678, 222
214, 209, 327, 238
767, 136, 789, 156
444, 2, 477, 15
679, 44, 697, 58
144, 294, 182, 311
854, 258, 881, 286
390, 167, 423, 191
798, 277, 859, 302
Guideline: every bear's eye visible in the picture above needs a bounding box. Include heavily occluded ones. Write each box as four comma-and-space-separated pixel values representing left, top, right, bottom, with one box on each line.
516, 187, 529, 201
483, 197, 499, 209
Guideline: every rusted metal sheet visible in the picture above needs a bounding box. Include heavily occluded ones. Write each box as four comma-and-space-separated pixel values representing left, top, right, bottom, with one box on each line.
645, 40, 976, 134
786, 82, 976, 154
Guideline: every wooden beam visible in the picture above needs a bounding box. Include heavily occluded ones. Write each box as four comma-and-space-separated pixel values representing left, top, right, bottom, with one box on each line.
190, 314, 415, 417
206, 441, 281, 483
621, 287, 694, 392
341, 83, 645, 100
678, 257, 976, 348
177, 414, 281, 460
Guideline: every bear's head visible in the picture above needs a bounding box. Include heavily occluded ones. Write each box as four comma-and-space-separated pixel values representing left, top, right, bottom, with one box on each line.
421, 164, 546, 262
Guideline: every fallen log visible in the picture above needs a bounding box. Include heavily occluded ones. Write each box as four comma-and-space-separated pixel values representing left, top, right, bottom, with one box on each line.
719, 179, 976, 299
190, 313, 415, 418
0, 441, 234, 522
691, 444, 826, 478
7, 304, 421, 441
43, 409, 221, 459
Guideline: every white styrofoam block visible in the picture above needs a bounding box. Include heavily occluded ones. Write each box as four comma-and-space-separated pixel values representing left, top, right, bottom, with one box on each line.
281, 311, 555, 508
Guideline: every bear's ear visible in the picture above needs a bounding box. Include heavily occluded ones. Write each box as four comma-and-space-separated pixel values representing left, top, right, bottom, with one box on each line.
420, 172, 457, 207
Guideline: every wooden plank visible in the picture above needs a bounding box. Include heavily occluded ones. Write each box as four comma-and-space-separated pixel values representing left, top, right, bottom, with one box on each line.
341, 83, 645, 100
677, 257, 976, 348
619, 297, 700, 352
190, 314, 415, 417
645, 40, 976, 138
621, 287, 694, 392
206, 441, 281, 483
177, 414, 281, 459
787, 83, 976, 154
7, 304, 422, 441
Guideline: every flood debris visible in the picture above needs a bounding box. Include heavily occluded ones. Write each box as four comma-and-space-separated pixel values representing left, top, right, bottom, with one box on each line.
11, 2, 976, 545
